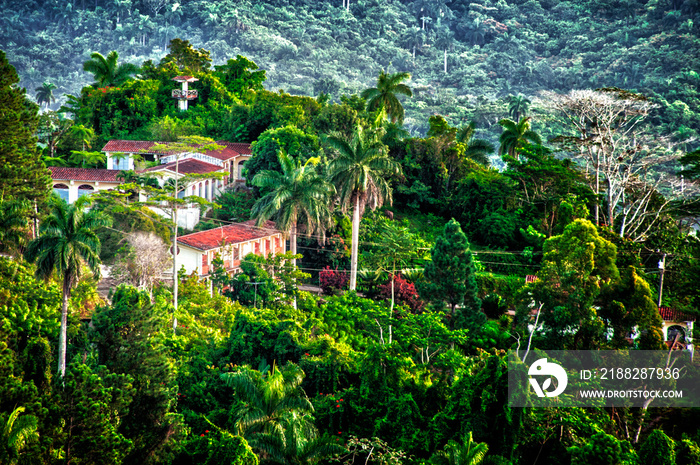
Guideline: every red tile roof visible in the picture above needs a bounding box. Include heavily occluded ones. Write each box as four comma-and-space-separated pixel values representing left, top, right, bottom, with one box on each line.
49, 167, 123, 183
141, 158, 222, 175
177, 220, 282, 251
173, 75, 198, 81
218, 141, 252, 155
659, 306, 697, 322
102, 140, 166, 153
101, 140, 251, 162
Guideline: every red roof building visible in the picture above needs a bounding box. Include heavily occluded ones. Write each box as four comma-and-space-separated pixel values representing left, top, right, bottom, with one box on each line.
659, 306, 697, 322
50, 166, 122, 183
176, 220, 286, 276
49, 167, 124, 203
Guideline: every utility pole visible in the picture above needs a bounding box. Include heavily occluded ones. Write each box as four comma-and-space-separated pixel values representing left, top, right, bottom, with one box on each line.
172, 154, 180, 335
245, 281, 265, 309
657, 253, 667, 309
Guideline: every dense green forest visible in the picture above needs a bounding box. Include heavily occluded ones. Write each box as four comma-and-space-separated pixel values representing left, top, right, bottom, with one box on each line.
3, 0, 700, 142
2, 0, 700, 464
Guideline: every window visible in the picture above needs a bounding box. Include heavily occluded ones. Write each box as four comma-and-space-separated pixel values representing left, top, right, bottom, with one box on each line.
53, 183, 69, 202
238, 161, 246, 180
667, 325, 686, 343
112, 154, 130, 170
78, 184, 94, 198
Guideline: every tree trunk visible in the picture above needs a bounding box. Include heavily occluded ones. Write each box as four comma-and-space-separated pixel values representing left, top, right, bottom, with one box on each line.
594, 158, 600, 226
444, 48, 447, 73
291, 222, 298, 309
349, 194, 360, 291
58, 275, 71, 377
290, 222, 297, 267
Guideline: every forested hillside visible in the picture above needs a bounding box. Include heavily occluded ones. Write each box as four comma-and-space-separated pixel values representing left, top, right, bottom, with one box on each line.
3, 0, 700, 140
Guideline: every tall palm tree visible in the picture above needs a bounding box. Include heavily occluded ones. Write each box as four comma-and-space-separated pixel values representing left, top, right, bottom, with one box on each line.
435, 25, 454, 74
467, 19, 487, 46
35, 82, 57, 108
326, 126, 402, 290
0, 407, 39, 465
82, 50, 139, 87
507, 95, 531, 121
221, 363, 314, 439
361, 71, 413, 125
251, 151, 334, 268
456, 122, 495, 167
498, 117, 542, 160
431, 432, 488, 465
24, 195, 111, 377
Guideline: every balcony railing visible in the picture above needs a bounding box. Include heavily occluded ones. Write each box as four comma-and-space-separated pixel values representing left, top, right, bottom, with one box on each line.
171, 89, 198, 100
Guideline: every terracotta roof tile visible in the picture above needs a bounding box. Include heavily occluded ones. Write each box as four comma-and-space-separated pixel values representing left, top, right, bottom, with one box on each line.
659, 306, 697, 322
177, 220, 281, 251
102, 140, 165, 153
102, 140, 251, 161
141, 158, 222, 175
49, 167, 123, 183
217, 141, 252, 155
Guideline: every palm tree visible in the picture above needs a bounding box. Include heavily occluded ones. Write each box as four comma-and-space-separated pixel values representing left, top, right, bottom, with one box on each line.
35, 82, 57, 108
405, 26, 425, 61
253, 412, 345, 465
221, 363, 314, 439
361, 71, 413, 125
0, 407, 39, 465
435, 25, 454, 74
456, 122, 495, 167
507, 95, 531, 121
69, 151, 105, 169
69, 124, 94, 151
498, 117, 542, 160
326, 126, 402, 290
251, 151, 334, 269
431, 432, 488, 465
82, 50, 139, 87
24, 195, 111, 377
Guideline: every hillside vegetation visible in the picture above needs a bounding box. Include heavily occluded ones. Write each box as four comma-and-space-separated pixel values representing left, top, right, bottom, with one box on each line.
3, 0, 700, 140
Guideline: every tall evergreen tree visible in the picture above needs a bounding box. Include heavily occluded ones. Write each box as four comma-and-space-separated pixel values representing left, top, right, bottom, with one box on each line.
90, 286, 180, 463
0, 51, 51, 206
418, 219, 480, 328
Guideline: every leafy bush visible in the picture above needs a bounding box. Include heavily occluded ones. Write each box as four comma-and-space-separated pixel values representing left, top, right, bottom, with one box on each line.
481, 294, 508, 320
320, 267, 349, 296
378, 274, 424, 313
476, 273, 525, 309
